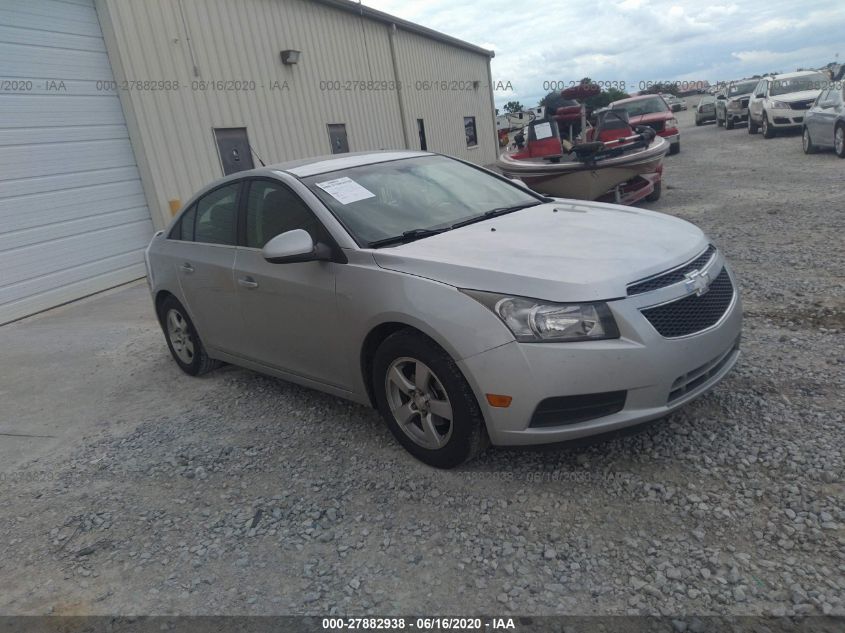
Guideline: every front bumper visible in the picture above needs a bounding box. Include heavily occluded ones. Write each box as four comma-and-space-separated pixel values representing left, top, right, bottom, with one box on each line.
767, 108, 805, 128
726, 108, 748, 122
458, 261, 743, 446
660, 131, 680, 144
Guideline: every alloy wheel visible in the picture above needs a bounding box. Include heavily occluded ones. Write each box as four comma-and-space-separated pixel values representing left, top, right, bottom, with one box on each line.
836, 126, 844, 156
384, 357, 453, 450
166, 308, 195, 365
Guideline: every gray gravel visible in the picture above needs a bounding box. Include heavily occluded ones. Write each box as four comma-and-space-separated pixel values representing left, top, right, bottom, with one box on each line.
0, 109, 843, 616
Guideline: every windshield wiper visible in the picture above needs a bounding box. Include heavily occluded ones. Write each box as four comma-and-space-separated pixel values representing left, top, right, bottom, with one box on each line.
450, 201, 542, 229
368, 227, 450, 249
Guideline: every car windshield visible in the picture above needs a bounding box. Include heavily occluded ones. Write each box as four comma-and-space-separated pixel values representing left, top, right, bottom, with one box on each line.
301, 155, 540, 246
729, 81, 757, 96
614, 97, 669, 116
771, 73, 827, 96
699, 95, 715, 104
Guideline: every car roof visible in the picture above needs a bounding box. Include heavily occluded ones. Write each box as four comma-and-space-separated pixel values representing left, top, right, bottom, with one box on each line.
274, 150, 432, 177
611, 94, 665, 106
768, 70, 826, 80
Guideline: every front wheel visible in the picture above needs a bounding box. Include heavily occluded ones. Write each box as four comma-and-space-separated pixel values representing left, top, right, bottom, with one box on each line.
762, 113, 775, 138
802, 127, 817, 154
835, 124, 845, 158
669, 141, 680, 155
373, 330, 488, 468
725, 117, 735, 130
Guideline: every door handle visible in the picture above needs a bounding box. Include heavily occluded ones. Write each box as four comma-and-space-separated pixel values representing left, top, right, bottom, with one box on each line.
238, 276, 259, 289
179, 263, 194, 274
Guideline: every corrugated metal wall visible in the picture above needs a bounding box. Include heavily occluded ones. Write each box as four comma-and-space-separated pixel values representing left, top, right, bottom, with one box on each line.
392, 27, 497, 165
96, 0, 497, 228
0, 0, 154, 325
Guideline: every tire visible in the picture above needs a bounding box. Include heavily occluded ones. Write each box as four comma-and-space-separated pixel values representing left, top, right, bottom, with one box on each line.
725, 117, 734, 130
835, 124, 845, 158
645, 181, 662, 202
669, 141, 680, 155
159, 296, 219, 376
802, 127, 817, 154
748, 117, 758, 134
373, 329, 488, 468
716, 113, 724, 127
695, 117, 702, 126
762, 113, 775, 138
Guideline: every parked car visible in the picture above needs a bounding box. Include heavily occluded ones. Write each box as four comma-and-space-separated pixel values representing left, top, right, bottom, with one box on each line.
662, 94, 683, 112
715, 79, 758, 129
610, 94, 681, 154
145, 151, 741, 467
695, 95, 717, 125
748, 71, 827, 138
802, 83, 845, 157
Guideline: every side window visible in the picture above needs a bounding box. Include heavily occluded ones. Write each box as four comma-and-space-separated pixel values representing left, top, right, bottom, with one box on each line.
169, 204, 195, 241
245, 180, 323, 249
817, 88, 831, 105
194, 183, 240, 245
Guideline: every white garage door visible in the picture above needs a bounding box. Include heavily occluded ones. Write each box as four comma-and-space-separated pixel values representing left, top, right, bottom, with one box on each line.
0, 0, 154, 325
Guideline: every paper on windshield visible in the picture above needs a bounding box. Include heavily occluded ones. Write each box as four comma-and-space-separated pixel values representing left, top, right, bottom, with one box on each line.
533, 122, 553, 139
315, 177, 376, 205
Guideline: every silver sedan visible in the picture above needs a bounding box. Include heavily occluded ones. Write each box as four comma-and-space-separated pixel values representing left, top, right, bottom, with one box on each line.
145, 151, 742, 468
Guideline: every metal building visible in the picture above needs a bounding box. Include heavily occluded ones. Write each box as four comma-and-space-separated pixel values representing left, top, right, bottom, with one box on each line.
0, 0, 497, 325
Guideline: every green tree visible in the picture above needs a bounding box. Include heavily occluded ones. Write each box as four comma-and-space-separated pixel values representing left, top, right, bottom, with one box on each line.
503, 100, 524, 113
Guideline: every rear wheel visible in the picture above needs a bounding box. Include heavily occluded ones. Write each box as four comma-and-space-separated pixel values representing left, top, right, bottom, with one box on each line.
669, 141, 680, 155
373, 330, 488, 468
159, 296, 219, 376
802, 127, 817, 154
835, 124, 845, 158
762, 113, 775, 138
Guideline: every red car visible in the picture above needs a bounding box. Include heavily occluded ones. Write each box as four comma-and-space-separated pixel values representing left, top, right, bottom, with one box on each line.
609, 94, 680, 154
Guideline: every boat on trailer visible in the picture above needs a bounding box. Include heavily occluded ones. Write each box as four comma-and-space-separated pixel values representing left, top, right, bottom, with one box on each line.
496, 108, 669, 205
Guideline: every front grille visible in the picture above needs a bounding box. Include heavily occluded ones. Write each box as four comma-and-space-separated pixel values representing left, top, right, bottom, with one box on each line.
627, 245, 716, 296
641, 268, 734, 338
789, 100, 814, 111
529, 391, 627, 428
668, 337, 740, 402
740, 97, 750, 108
645, 121, 665, 132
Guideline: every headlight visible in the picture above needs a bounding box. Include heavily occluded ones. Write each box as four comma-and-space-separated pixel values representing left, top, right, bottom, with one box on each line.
727, 100, 742, 110
461, 290, 620, 343
665, 117, 678, 128
769, 100, 788, 109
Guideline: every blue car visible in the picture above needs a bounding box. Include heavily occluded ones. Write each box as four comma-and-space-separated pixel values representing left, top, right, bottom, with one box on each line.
803, 83, 845, 157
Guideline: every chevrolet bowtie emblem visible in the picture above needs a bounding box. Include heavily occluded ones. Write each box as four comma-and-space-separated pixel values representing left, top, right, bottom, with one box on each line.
684, 269, 712, 297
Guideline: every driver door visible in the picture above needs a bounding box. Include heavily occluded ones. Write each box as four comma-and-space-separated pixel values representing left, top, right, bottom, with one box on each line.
233, 179, 350, 389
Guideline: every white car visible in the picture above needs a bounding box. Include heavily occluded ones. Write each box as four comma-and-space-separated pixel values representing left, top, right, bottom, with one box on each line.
748, 71, 828, 138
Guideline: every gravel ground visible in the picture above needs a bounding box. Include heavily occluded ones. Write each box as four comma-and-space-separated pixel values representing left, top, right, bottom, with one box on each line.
1, 109, 843, 617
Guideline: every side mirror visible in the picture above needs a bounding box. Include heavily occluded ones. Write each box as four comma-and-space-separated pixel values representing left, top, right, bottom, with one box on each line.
755, 93, 765, 99
716, 95, 726, 100
262, 229, 330, 264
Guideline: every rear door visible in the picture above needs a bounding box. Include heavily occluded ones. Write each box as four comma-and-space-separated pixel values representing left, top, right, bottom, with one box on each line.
173, 181, 245, 354
233, 179, 349, 388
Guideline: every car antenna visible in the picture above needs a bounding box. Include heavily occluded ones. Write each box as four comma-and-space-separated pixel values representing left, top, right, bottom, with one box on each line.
249, 144, 266, 167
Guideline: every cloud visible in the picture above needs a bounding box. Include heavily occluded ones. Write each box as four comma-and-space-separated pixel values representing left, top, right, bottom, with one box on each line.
362, 0, 845, 108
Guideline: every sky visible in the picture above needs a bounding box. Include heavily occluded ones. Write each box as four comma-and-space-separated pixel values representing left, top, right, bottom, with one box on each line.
362, 0, 845, 109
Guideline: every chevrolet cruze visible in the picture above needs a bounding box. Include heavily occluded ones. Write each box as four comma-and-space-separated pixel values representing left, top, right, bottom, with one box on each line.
145, 151, 742, 468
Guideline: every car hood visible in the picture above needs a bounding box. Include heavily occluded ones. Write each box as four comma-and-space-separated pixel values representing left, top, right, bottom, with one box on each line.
627, 112, 672, 125
371, 201, 707, 302
772, 89, 821, 102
